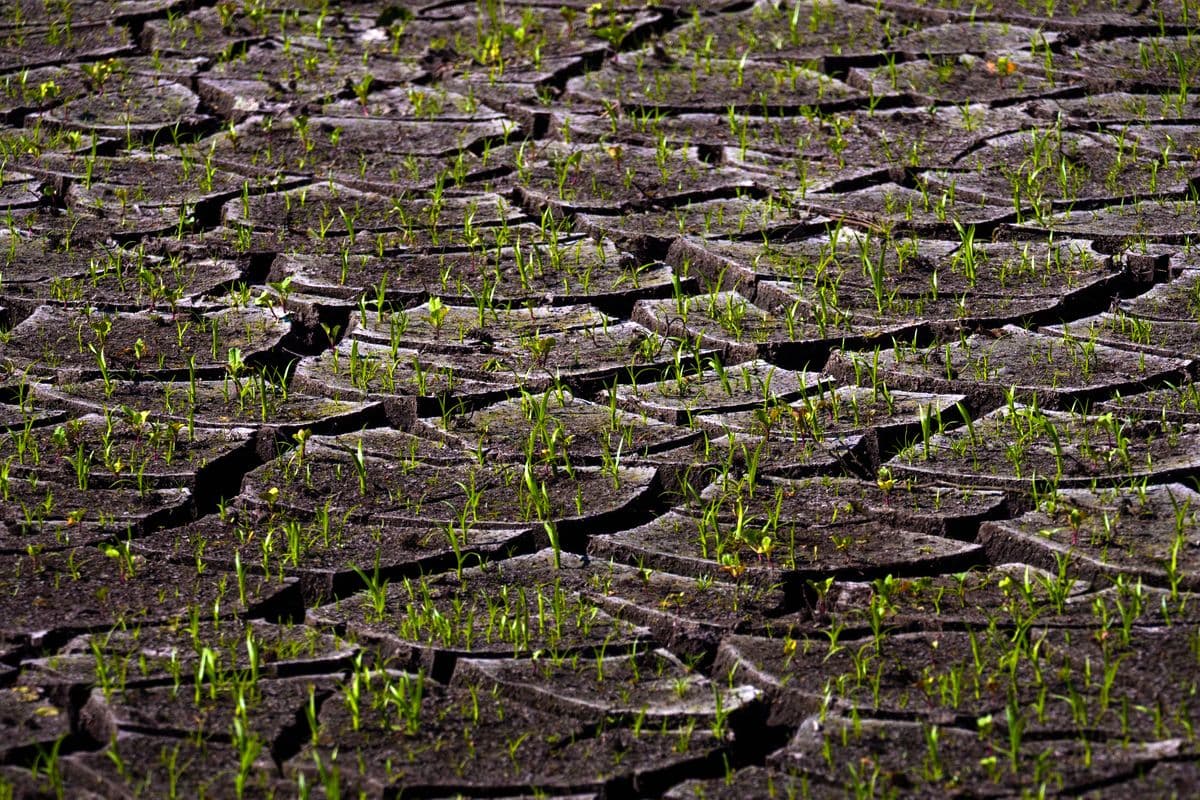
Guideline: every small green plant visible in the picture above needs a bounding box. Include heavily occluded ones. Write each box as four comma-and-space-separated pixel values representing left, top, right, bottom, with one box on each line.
427, 296, 449, 331
351, 438, 369, 495
350, 556, 389, 621
352, 73, 373, 112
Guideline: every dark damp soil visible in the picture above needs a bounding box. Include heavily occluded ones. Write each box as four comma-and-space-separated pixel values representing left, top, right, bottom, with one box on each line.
5, 2, 1200, 798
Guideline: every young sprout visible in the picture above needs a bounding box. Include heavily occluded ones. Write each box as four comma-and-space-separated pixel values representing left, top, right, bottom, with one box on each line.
427, 296, 449, 331
352, 73, 374, 113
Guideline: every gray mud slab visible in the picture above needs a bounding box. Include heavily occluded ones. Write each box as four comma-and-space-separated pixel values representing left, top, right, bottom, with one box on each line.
589, 510, 982, 592
0, 238, 172, 301
271, 234, 678, 309
846, 52, 1078, 106
696, 385, 966, 472
979, 483, 1200, 591
1116, 269, 1200, 322
74, 676, 340, 748
571, 556, 793, 660
667, 232, 1117, 311
132, 511, 537, 604
576, 198, 829, 253
826, 324, 1190, 412
887, 405, 1200, 494
935, 131, 1199, 217
0, 252, 246, 311
692, 474, 1008, 540
32, 75, 209, 141
773, 715, 1177, 797
34, 151, 256, 213
804, 562, 1093, 631
856, 102, 1044, 168
24, 618, 354, 687
372, 5, 664, 62
425, 389, 700, 465
203, 112, 512, 169
1095, 381, 1200, 424
799, 181, 1016, 235
0, 484, 192, 552
453, 648, 762, 723
607, 360, 831, 425
348, 302, 609, 353
1011, 199, 1200, 245
659, 1, 891, 63
240, 444, 659, 536
0, 411, 256, 491
59, 732, 303, 799
0, 170, 46, 212
887, 21, 1061, 56
306, 551, 651, 673
350, 306, 717, 391
0, 546, 297, 646
876, 0, 1150, 30
634, 289, 843, 363
292, 339, 514, 422
566, 54, 866, 114
1081, 761, 1200, 798
716, 628, 1051, 725
1044, 313, 1200, 365
516, 143, 758, 215
556, 111, 863, 164
1031, 91, 1200, 124
0, 305, 293, 381
0, 684, 72, 761
31, 380, 382, 445
1071, 35, 1200, 90
0, 22, 132, 72
663, 766, 844, 799
727, 150, 888, 196
287, 674, 727, 796
223, 182, 524, 237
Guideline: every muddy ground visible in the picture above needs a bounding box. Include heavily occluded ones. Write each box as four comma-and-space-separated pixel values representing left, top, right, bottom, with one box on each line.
1, 0, 1200, 797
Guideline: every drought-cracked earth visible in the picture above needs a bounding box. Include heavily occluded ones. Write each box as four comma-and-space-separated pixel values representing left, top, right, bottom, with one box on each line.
2, 0, 1200, 797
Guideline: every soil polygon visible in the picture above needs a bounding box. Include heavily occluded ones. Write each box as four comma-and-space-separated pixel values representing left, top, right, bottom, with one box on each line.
826, 324, 1190, 412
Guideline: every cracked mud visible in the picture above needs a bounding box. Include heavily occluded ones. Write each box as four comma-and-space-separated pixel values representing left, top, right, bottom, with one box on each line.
1, 0, 1200, 797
